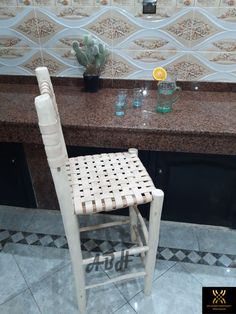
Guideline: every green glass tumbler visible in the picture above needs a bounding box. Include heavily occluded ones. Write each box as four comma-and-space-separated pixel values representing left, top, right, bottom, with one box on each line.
156, 81, 181, 113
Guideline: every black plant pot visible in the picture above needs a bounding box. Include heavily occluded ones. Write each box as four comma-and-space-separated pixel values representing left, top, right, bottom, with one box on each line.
83, 74, 100, 92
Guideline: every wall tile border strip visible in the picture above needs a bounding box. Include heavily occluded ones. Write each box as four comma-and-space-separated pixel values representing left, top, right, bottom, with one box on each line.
0, 228, 235, 268
1, 75, 236, 92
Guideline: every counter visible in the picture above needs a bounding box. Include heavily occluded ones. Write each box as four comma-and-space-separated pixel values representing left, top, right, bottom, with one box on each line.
1, 82, 236, 155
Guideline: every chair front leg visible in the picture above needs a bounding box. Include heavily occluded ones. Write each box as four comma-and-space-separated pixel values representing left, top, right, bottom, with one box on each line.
62, 212, 87, 314
144, 189, 164, 296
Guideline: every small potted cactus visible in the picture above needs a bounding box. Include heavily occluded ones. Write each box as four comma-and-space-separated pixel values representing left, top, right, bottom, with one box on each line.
72, 35, 109, 92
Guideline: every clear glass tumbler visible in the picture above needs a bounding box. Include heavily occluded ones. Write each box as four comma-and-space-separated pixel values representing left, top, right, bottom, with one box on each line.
132, 88, 143, 108
115, 90, 127, 116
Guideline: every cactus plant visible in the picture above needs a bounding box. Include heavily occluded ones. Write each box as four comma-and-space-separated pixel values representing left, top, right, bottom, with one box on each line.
72, 35, 109, 76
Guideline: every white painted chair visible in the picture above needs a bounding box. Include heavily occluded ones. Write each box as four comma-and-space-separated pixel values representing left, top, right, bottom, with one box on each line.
34, 67, 164, 314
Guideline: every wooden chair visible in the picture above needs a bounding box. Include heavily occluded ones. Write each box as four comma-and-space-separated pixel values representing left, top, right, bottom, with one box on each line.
34, 67, 164, 314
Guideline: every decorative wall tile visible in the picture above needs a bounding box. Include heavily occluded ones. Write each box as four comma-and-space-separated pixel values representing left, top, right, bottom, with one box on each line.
12, 11, 40, 43
167, 55, 213, 80
196, 0, 220, 7
56, 0, 72, 6
87, 10, 140, 45
0, 47, 30, 58
17, 0, 34, 6
21, 50, 68, 74
177, 0, 195, 7
54, 6, 98, 19
0, 7, 22, 19
42, 51, 69, 74
34, 0, 54, 5
220, 0, 236, 7
164, 11, 222, 47
120, 30, 180, 51
21, 51, 43, 73
54, 36, 81, 48
218, 7, 236, 20
31, 11, 64, 43
98, 0, 111, 5
132, 38, 169, 50
112, 0, 134, 5
0, 4, 236, 81
0, 37, 21, 47
201, 51, 236, 64
72, 0, 95, 5
102, 53, 138, 78
163, 11, 194, 46
124, 49, 177, 63
212, 40, 236, 52
50, 48, 78, 67
191, 11, 222, 45
0, 0, 17, 6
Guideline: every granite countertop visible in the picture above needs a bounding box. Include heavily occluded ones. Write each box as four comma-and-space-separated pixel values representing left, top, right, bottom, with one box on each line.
1, 82, 236, 155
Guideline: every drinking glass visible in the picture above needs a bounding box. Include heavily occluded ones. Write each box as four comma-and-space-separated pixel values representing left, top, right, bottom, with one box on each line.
132, 88, 143, 108
156, 80, 181, 113
115, 90, 127, 116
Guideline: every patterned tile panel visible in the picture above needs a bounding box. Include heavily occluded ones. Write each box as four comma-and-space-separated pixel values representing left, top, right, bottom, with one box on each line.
126, 49, 177, 63
201, 51, 236, 64
21, 51, 44, 73
1, 228, 236, 268
86, 10, 140, 45
106, 53, 139, 78
218, 7, 236, 21
0, 47, 31, 58
213, 40, 236, 52
163, 11, 222, 47
14, 11, 64, 43
54, 6, 100, 19
0, 7, 23, 19
0, 3, 236, 81
0, 1, 17, 7
12, 11, 40, 43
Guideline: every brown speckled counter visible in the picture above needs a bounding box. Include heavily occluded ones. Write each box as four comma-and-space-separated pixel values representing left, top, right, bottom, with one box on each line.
1, 83, 236, 155
1, 81, 236, 210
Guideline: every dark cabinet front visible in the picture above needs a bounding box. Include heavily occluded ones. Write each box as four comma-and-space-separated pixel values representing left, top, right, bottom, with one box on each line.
155, 152, 236, 228
0, 143, 36, 208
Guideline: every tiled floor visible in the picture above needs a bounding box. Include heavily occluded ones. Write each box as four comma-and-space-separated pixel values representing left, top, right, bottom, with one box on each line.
0, 205, 236, 314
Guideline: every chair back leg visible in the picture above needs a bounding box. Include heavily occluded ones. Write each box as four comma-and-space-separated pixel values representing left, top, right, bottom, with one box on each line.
129, 206, 138, 242
144, 188, 164, 295
128, 148, 139, 242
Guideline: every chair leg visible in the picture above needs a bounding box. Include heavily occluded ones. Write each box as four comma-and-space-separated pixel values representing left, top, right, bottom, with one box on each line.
61, 212, 86, 314
128, 148, 139, 243
129, 206, 138, 242
50, 167, 86, 313
144, 189, 164, 296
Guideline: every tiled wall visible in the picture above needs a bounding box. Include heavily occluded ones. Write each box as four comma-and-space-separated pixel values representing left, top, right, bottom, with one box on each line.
0, 0, 236, 81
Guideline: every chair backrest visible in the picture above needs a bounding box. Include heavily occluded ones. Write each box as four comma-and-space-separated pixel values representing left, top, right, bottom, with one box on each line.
35, 67, 68, 169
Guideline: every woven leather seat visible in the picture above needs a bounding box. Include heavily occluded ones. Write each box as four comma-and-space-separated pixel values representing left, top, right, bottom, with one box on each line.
66, 152, 155, 215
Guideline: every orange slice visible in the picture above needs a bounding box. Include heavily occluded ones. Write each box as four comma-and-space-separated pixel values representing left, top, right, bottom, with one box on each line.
152, 67, 167, 81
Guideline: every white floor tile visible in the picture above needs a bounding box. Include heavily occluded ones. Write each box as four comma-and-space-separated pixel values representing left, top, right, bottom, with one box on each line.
0, 289, 40, 314
129, 263, 202, 314
3, 243, 70, 286
0, 252, 27, 304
